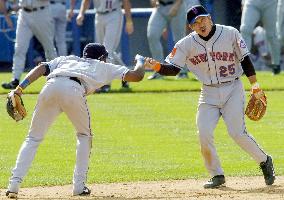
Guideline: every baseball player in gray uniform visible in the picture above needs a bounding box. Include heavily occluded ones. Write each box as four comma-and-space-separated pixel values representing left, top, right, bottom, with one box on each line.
144, 5, 275, 188
147, 0, 186, 80
50, 0, 76, 56
76, 0, 134, 91
5, 43, 145, 198
1, 0, 57, 89
240, 0, 281, 75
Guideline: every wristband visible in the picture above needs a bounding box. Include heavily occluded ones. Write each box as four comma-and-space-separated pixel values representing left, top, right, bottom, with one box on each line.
16, 85, 23, 93
152, 62, 161, 72
251, 82, 260, 94
19, 79, 30, 89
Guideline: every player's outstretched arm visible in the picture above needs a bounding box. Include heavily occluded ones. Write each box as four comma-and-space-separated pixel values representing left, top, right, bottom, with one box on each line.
124, 55, 145, 82
144, 57, 180, 76
13, 64, 47, 96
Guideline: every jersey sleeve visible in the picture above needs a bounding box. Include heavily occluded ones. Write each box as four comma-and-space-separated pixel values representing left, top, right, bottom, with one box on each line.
165, 41, 187, 69
105, 63, 130, 81
233, 28, 250, 62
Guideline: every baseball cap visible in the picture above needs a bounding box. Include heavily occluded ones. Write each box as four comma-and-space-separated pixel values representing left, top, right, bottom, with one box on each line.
187, 5, 210, 25
83, 43, 109, 60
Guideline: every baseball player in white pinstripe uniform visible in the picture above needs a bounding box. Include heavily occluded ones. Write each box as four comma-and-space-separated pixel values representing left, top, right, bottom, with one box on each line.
5, 43, 145, 198
1, 0, 57, 89
144, 5, 275, 189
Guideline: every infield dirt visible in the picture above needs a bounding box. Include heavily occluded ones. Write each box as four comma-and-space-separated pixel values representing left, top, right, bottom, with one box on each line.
0, 176, 283, 199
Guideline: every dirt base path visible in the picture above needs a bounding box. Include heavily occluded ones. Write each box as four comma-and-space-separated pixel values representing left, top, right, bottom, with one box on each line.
1, 176, 283, 200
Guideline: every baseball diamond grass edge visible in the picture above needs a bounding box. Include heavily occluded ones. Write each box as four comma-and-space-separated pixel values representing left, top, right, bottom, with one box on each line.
0, 88, 283, 188
0, 71, 284, 94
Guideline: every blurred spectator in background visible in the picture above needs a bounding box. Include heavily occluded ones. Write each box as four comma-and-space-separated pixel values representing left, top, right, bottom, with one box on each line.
1, 0, 57, 89
76, 0, 134, 92
50, 0, 76, 56
147, 0, 186, 80
240, 0, 281, 75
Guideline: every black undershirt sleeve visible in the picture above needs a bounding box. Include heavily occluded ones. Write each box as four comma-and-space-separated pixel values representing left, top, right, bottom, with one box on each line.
158, 63, 181, 76
43, 63, 50, 76
241, 55, 256, 77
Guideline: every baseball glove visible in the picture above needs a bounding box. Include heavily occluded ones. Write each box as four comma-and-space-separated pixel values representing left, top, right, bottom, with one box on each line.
245, 88, 267, 121
6, 91, 27, 122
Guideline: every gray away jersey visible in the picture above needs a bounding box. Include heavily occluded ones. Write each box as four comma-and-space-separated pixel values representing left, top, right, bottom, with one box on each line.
166, 24, 250, 85
45, 55, 129, 95
93, 0, 122, 12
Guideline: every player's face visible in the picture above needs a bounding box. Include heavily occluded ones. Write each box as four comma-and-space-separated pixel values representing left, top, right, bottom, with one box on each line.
190, 16, 213, 37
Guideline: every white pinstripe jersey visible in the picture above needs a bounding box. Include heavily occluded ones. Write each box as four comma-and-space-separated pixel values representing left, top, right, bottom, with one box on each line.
94, 0, 122, 13
165, 24, 249, 85
45, 55, 129, 95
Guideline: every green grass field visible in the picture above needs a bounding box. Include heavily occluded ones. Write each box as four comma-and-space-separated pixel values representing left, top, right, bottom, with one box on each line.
0, 72, 283, 189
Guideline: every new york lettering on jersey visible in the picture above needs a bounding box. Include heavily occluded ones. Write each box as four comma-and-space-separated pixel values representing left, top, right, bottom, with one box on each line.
94, 0, 121, 13
166, 24, 249, 85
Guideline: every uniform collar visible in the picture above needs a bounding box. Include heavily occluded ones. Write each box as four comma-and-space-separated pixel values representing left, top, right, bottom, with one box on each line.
198, 25, 216, 41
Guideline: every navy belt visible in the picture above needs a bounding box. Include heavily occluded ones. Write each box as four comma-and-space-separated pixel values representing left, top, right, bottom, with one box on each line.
23, 6, 46, 12
96, 8, 117, 14
204, 77, 239, 87
50, 1, 66, 5
159, 1, 174, 6
70, 77, 81, 85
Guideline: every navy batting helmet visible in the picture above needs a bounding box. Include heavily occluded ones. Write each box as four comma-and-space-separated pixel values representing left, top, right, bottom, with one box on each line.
83, 43, 109, 60
187, 5, 210, 25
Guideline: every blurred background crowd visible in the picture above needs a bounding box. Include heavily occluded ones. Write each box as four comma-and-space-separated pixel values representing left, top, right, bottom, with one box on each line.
0, 0, 282, 90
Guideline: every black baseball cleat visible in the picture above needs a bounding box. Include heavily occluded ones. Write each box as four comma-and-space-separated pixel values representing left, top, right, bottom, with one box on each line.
203, 175, 225, 189
96, 85, 111, 93
272, 65, 281, 75
260, 155, 275, 185
176, 72, 189, 79
2, 79, 19, 89
6, 191, 18, 199
79, 186, 91, 196
121, 80, 130, 89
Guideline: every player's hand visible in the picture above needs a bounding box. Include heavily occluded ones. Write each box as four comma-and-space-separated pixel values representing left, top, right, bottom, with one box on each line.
4, 15, 14, 30
134, 54, 145, 64
125, 20, 134, 35
76, 13, 84, 26
12, 86, 23, 96
150, 0, 157, 7
251, 83, 265, 99
67, 9, 74, 22
144, 57, 161, 71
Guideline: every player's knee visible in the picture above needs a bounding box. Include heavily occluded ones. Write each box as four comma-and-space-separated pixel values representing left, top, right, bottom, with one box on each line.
197, 129, 213, 144
25, 135, 44, 146
266, 33, 277, 43
147, 30, 160, 42
240, 24, 253, 36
